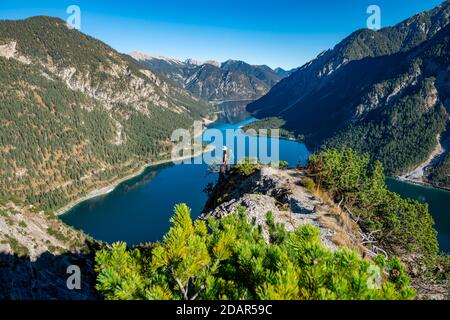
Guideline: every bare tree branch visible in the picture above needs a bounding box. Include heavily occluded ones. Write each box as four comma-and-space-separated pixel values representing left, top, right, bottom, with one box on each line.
190, 285, 206, 300
172, 268, 189, 300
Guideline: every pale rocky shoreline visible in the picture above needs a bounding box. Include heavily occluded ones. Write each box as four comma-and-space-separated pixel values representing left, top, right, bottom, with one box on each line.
56, 143, 216, 216
397, 134, 450, 191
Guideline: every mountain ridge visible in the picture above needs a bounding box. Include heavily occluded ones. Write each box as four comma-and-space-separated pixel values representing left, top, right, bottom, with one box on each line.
130, 51, 286, 103
247, 1, 450, 186
249, 1, 450, 116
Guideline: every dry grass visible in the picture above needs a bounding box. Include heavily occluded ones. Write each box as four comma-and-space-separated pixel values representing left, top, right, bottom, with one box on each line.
317, 215, 357, 249
278, 210, 296, 227
310, 186, 367, 255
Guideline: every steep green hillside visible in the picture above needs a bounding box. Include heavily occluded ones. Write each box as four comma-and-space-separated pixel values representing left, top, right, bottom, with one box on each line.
0, 16, 211, 212
320, 21, 450, 175
248, 1, 450, 117
430, 152, 450, 187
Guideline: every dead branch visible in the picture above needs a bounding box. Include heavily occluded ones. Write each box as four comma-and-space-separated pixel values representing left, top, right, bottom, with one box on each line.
372, 245, 389, 259
337, 197, 344, 209
190, 285, 206, 300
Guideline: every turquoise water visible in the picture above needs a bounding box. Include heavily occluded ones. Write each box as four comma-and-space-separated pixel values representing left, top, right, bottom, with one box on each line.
61, 118, 310, 245
61, 118, 450, 252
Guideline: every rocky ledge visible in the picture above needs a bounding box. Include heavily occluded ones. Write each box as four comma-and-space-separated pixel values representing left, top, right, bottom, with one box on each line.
201, 166, 365, 254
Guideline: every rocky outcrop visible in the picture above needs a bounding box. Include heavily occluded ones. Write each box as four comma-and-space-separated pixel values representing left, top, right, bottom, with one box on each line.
202, 167, 364, 252
0, 40, 31, 64
0, 203, 89, 260
201, 166, 450, 300
0, 202, 101, 300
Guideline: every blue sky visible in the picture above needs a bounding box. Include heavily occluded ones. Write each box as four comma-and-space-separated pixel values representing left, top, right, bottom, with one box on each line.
0, 0, 445, 69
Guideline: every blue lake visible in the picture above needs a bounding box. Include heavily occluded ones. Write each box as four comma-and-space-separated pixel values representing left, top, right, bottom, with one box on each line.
61, 118, 310, 245
61, 117, 450, 253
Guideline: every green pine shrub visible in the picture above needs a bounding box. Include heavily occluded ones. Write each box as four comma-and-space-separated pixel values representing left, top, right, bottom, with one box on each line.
95, 204, 415, 300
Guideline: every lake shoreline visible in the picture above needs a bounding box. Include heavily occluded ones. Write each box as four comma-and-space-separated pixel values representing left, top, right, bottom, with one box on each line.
56, 144, 216, 216
55, 115, 218, 217
393, 175, 450, 192
396, 134, 450, 192
237, 127, 301, 143
236, 124, 449, 192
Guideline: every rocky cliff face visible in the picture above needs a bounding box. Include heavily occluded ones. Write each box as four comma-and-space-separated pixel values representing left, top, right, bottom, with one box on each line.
0, 18, 208, 115
0, 203, 87, 260
0, 202, 101, 300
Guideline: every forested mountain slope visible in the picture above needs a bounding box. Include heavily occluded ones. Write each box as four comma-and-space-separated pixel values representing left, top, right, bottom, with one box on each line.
247, 1, 450, 182
0, 16, 211, 212
320, 22, 450, 176
249, 1, 450, 118
130, 52, 284, 103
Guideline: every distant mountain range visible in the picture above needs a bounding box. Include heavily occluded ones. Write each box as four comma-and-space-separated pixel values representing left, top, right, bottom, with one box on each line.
273, 67, 298, 78
248, 1, 450, 187
130, 51, 294, 103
